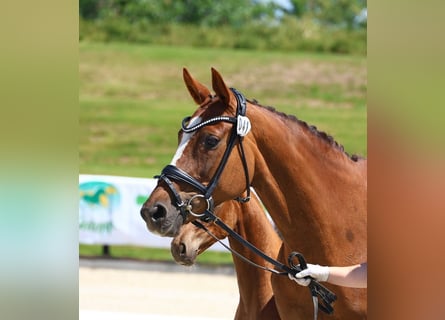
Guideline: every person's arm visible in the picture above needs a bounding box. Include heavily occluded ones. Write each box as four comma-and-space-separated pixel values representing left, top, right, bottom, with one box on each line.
289, 262, 367, 288
325, 263, 367, 288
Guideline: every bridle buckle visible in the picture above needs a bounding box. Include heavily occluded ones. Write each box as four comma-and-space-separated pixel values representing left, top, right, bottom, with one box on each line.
186, 194, 214, 217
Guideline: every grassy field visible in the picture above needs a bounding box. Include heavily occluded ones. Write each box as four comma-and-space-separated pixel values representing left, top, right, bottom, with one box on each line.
79, 41, 367, 264
80, 244, 234, 265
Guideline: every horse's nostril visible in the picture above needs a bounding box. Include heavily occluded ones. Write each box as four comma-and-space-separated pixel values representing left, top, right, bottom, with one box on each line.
140, 204, 167, 222
179, 243, 186, 256
151, 204, 166, 221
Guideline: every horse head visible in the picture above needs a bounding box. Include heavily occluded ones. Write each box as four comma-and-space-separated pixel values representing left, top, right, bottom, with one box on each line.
170, 200, 238, 265
140, 68, 255, 236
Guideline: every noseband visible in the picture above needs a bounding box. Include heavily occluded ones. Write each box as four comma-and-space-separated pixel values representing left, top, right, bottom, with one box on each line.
155, 88, 251, 222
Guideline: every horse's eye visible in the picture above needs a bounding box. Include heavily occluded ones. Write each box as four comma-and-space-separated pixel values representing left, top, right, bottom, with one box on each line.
204, 135, 220, 149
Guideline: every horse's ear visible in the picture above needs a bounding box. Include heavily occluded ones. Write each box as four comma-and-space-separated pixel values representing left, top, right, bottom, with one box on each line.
183, 68, 211, 105
211, 67, 236, 111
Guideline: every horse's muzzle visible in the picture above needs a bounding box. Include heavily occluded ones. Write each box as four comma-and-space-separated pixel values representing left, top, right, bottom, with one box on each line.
140, 202, 182, 237
171, 240, 198, 266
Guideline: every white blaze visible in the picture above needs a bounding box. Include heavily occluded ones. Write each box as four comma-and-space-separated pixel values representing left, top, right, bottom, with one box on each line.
170, 116, 201, 166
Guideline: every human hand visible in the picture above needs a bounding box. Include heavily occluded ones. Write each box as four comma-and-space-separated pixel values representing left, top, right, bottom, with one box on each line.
288, 264, 330, 286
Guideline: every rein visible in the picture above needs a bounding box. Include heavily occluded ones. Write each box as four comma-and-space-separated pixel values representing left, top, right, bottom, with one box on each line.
155, 87, 336, 318
192, 213, 337, 319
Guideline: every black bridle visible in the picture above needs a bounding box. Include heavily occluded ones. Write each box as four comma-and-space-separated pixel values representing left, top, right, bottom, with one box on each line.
155, 87, 251, 222
154, 88, 336, 318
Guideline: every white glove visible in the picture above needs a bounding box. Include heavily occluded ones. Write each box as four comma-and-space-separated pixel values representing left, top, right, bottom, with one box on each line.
288, 264, 330, 286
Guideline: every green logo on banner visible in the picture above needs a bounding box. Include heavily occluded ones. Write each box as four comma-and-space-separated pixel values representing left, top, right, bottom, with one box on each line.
136, 195, 147, 205
79, 181, 120, 234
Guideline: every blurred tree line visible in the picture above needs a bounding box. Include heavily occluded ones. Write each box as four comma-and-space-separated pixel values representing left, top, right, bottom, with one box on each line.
79, 0, 366, 54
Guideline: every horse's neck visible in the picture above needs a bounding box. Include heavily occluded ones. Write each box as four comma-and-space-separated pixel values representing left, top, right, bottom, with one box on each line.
229, 203, 281, 265
248, 104, 367, 260
228, 201, 281, 312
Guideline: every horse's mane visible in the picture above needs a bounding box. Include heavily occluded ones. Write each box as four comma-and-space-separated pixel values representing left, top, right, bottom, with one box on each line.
248, 99, 363, 162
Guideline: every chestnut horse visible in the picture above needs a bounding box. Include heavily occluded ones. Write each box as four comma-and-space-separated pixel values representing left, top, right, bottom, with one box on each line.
141, 68, 367, 318
171, 193, 283, 320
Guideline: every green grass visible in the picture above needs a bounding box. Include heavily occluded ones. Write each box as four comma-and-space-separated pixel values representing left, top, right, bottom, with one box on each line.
80, 41, 367, 262
80, 41, 366, 178
79, 244, 234, 266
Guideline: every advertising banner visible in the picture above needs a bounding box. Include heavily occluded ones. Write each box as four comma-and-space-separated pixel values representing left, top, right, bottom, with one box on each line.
79, 174, 228, 251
